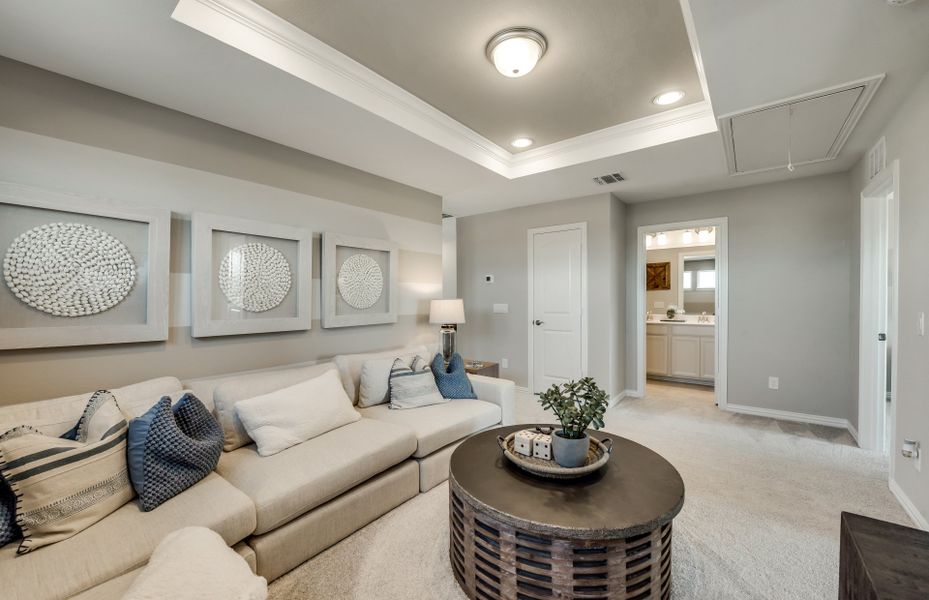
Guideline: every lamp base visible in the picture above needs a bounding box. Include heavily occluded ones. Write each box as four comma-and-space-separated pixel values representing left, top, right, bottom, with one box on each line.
440, 325, 457, 363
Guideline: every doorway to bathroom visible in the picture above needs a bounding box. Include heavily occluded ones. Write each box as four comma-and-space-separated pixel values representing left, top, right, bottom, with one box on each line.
635, 218, 728, 409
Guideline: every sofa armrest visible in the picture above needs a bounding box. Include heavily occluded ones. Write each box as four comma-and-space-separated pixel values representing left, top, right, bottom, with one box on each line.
470, 375, 516, 426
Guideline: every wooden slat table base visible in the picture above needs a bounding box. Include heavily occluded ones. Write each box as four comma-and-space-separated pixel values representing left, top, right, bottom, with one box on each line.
450, 482, 673, 600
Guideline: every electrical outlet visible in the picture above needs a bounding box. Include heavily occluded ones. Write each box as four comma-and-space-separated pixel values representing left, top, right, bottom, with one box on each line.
768, 377, 779, 391
493, 303, 509, 314
501, 358, 509, 369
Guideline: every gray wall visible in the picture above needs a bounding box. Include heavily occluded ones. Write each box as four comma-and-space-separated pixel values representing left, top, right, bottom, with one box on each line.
851, 69, 929, 523
456, 193, 625, 397
625, 173, 857, 422
0, 58, 443, 405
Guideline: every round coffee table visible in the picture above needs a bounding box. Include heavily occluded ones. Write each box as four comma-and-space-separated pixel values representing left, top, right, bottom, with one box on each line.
449, 425, 684, 600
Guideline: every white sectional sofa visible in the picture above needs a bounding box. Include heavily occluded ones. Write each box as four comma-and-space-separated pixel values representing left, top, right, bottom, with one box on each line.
0, 347, 515, 599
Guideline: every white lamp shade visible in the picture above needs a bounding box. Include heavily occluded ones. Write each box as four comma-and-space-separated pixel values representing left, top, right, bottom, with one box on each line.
430, 299, 465, 324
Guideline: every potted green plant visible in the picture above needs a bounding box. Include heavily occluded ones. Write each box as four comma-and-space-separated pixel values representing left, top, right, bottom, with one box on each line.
538, 377, 608, 467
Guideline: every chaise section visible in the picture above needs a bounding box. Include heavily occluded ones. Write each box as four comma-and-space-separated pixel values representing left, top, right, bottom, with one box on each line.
0, 473, 255, 600
247, 460, 419, 581
216, 418, 416, 535
359, 399, 501, 458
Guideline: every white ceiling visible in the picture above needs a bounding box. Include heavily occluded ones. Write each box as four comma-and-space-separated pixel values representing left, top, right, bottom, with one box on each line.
0, 0, 926, 217
248, 0, 705, 150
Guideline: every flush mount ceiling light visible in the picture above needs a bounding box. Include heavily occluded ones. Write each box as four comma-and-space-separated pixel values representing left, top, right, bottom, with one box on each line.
652, 90, 686, 106
486, 27, 547, 78
511, 137, 534, 148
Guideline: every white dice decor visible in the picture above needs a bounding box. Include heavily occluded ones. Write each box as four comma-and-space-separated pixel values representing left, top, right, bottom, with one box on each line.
514, 429, 536, 457
532, 433, 553, 460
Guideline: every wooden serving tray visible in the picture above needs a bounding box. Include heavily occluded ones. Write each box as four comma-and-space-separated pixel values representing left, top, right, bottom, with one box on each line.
497, 431, 613, 480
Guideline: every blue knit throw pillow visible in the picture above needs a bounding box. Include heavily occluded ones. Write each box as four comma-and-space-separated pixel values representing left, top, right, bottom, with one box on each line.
431, 353, 478, 399
127, 393, 222, 512
0, 476, 18, 547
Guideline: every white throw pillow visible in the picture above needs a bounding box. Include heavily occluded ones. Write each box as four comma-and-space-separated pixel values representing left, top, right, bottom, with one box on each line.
358, 354, 417, 408
234, 369, 361, 457
121, 527, 267, 600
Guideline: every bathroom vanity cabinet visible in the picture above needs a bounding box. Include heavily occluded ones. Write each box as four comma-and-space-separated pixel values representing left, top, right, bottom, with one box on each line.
646, 322, 715, 385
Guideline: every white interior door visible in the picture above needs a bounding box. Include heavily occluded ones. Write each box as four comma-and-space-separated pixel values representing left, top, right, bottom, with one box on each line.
859, 188, 890, 453
530, 225, 585, 393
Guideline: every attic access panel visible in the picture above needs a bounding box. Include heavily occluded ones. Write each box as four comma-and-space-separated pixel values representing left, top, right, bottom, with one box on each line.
718, 75, 883, 175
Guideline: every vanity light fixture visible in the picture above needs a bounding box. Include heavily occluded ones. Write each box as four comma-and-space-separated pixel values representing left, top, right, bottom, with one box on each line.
682, 230, 694, 244
486, 27, 547, 78
656, 232, 668, 246
511, 137, 534, 148
645, 234, 653, 248
698, 228, 712, 243
652, 90, 686, 106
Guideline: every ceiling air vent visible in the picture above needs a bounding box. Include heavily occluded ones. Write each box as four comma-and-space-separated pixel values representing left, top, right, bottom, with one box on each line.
718, 75, 883, 176
593, 172, 624, 185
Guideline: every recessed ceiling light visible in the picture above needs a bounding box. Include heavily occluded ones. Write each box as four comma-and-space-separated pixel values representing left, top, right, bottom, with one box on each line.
511, 137, 534, 148
652, 90, 686, 106
486, 27, 547, 78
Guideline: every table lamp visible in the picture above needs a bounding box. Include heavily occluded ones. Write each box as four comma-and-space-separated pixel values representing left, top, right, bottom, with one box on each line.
429, 299, 465, 363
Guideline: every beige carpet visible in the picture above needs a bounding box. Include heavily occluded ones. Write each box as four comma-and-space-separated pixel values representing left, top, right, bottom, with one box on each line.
269, 382, 911, 599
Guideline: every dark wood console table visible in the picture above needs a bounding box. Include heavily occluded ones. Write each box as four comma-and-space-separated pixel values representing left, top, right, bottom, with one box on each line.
839, 511, 929, 599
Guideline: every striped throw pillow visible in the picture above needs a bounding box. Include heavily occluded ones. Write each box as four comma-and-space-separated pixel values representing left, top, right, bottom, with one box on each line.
388, 356, 448, 410
0, 390, 135, 554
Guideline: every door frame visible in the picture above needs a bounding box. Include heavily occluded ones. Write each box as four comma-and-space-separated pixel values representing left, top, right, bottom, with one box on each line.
527, 222, 588, 394
636, 217, 728, 408
858, 159, 900, 455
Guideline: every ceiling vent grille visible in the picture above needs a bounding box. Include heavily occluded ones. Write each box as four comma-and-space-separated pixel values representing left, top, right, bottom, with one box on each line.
593, 172, 625, 185
718, 75, 883, 176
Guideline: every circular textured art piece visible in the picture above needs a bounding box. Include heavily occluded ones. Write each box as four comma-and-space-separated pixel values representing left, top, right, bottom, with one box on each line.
337, 253, 384, 310
218, 242, 292, 312
3, 222, 137, 317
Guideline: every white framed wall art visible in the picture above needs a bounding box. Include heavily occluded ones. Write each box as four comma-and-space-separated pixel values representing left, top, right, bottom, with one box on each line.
191, 213, 311, 337
0, 181, 170, 349
321, 232, 398, 328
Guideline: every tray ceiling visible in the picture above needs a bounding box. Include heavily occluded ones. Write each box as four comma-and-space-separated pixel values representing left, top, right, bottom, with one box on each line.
252, 0, 705, 151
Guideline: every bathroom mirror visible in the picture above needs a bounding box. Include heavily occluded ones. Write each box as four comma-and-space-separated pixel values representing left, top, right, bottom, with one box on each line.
681, 255, 716, 315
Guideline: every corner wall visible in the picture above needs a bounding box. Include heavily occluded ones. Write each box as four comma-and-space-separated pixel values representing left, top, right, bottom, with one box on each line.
625, 173, 857, 422
456, 193, 626, 398
0, 58, 443, 405
851, 69, 929, 527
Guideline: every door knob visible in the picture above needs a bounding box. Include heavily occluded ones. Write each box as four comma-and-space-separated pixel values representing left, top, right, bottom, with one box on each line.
534, 319, 544, 326
878, 333, 887, 341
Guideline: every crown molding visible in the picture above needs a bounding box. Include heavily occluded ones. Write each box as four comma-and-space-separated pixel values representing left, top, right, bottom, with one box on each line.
172, 0, 717, 179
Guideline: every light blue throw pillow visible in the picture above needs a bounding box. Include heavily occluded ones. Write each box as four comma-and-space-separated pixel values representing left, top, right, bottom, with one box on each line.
431, 353, 478, 399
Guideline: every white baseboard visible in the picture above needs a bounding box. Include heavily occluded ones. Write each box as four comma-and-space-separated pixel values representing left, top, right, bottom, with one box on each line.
846, 422, 860, 444
623, 388, 644, 399
608, 390, 627, 408
725, 403, 851, 429
890, 477, 929, 530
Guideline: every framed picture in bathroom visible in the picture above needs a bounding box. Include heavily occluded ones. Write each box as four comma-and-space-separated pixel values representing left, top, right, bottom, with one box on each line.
646, 262, 671, 291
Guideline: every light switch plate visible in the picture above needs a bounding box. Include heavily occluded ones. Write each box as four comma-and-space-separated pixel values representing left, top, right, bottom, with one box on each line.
493, 303, 509, 314
768, 377, 779, 391
501, 358, 508, 369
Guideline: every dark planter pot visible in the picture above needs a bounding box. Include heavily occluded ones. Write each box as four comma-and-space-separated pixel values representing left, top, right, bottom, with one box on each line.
552, 431, 590, 468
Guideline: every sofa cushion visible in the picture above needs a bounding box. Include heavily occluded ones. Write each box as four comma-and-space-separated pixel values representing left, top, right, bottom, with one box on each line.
358, 399, 501, 458
332, 345, 428, 405
235, 369, 361, 457
358, 354, 417, 408
1, 391, 135, 554
431, 353, 478, 399
0, 472, 256, 600
216, 418, 416, 535
212, 363, 337, 452
0, 377, 183, 437
128, 393, 223, 511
